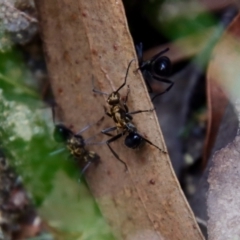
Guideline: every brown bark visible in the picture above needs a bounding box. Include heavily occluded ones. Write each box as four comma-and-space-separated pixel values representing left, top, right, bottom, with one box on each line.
35, 0, 205, 239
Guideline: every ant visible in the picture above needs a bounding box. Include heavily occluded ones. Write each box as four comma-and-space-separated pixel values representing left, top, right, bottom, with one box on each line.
52, 107, 104, 174
92, 59, 167, 171
136, 42, 173, 101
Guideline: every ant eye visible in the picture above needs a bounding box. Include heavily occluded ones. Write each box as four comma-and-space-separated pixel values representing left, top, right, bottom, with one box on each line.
154, 56, 171, 76
53, 124, 71, 142
125, 132, 142, 149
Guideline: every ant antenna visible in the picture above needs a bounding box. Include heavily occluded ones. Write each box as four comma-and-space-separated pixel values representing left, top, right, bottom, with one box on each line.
92, 76, 109, 96
151, 91, 168, 102
115, 59, 136, 93
80, 161, 92, 176
157, 48, 169, 56
76, 116, 104, 135
51, 102, 58, 124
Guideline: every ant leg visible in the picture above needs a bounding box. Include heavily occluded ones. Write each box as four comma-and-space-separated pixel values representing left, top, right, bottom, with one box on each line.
138, 133, 167, 153
144, 71, 155, 93
85, 126, 117, 146
139, 70, 154, 93
102, 127, 127, 170
145, 78, 153, 93
123, 85, 130, 105
122, 85, 130, 113
151, 48, 170, 62
80, 117, 106, 144
102, 126, 118, 137
128, 108, 155, 115
122, 83, 155, 116
136, 42, 143, 62
103, 106, 112, 118
92, 75, 109, 96
152, 76, 173, 86
115, 59, 135, 93
84, 134, 102, 144
151, 77, 174, 101
49, 148, 65, 156
80, 161, 92, 176
104, 133, 128, 171
78, 152, 101, 181
76, 116, 105, 135
85, 126, 117, 145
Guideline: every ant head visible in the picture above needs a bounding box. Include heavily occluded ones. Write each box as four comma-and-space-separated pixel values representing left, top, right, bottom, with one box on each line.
107, 91, 121, 105
107, 59, 135, 106
125, 132, 143, 149
153, 56, 171, 77
54, 124, 73, 143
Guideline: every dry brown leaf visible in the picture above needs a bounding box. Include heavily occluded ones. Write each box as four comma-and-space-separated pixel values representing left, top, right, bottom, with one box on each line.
203, 12, 240, 168
203, 74, 228, 169
207, 14, 240, 103
207, 14, 240, 240
35, 1, 204, 239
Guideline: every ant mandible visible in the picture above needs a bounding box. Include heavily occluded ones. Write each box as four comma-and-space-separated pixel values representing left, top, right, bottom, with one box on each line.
92, 59, 167, 171
136, 42, 173, 101
52, 107, 104, 175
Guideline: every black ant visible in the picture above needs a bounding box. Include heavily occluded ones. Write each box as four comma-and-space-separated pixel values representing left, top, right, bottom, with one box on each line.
136, 42, 173, 101
52, 107, 104, 174
92, 59, 167, 171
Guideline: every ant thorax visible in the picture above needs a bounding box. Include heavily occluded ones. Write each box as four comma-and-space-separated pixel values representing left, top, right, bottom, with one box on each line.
66, 135, 86, 158
110, 104, 131, 128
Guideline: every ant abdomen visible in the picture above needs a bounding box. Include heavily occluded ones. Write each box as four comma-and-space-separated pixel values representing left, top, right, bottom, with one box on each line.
152, 56, 171, 77
125, 132, 143, 149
